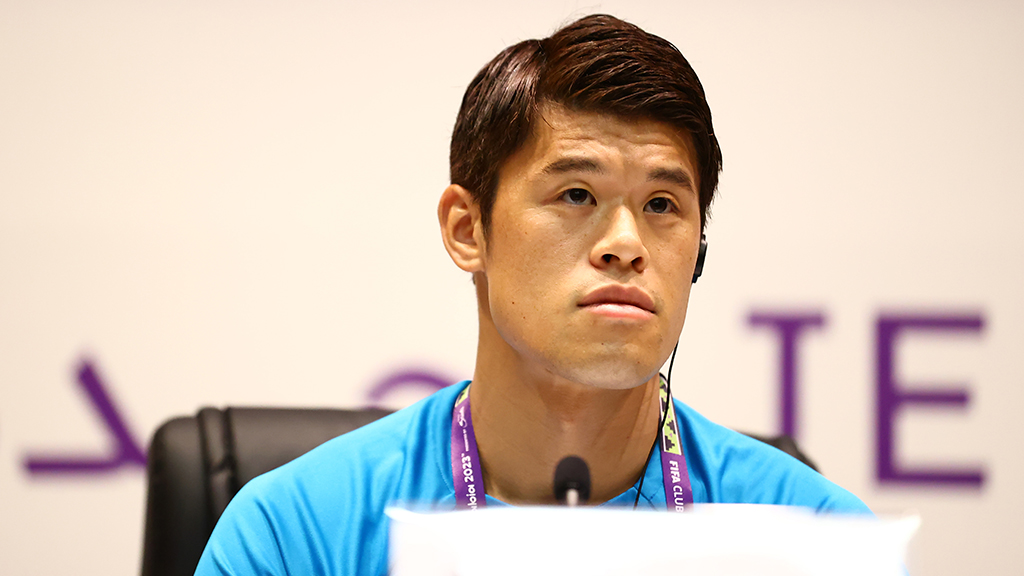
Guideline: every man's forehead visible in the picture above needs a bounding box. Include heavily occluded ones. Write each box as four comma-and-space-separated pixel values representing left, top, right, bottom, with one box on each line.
514, 103, 699, 184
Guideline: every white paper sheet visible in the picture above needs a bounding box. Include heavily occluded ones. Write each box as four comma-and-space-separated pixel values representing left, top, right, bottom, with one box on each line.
389, 504, 918, 576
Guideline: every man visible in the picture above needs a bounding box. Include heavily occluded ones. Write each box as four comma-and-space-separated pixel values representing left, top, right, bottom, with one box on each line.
195, 14, 869, 576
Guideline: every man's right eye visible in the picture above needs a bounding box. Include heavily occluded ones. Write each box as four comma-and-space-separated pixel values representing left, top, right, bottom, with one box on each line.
561, 188, 594, 205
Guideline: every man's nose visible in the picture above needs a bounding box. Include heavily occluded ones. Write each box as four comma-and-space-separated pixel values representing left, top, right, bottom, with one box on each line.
590, 206, 649, 274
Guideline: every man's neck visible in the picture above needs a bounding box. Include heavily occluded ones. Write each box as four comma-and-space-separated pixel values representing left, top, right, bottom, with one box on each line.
469, 330, 663, 505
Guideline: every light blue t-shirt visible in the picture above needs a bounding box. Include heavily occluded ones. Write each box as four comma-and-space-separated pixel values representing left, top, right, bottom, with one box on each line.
195, 381, 870, 576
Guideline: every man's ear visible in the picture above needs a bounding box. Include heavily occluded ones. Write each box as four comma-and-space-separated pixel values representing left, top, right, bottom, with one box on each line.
438, 184, 485, 273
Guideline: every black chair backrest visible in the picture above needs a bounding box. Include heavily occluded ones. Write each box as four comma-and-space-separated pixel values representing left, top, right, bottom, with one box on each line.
140, 407, 392, 576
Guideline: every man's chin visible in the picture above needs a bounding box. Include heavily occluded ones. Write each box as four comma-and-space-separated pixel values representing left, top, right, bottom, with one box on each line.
550, 358, 662, 391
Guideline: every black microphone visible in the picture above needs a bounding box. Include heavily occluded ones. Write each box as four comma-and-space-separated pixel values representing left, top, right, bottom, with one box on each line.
553, 456, 591, 506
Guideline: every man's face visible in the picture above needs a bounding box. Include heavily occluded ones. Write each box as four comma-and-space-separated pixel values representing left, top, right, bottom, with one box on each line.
478, 104, 703, 389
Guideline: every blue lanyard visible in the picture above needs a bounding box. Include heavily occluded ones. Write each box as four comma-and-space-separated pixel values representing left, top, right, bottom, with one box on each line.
450, 378, 692, 510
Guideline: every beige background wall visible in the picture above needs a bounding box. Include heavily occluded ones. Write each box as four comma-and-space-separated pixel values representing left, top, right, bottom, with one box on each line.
2, 1, 1021, 574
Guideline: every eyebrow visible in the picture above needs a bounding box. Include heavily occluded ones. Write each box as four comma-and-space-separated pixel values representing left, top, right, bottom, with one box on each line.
647, 167, 694, 190
540, 156, 695, 191
541, 157, 603, 176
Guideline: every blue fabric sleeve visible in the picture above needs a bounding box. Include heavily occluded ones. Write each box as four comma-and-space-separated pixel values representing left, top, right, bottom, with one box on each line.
194, 386, 462, 576
194, 476, 289, 575
194, 430, 396, 576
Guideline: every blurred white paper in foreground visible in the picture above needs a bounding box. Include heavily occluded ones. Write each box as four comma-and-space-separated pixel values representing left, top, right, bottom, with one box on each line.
388, 504, 918, 576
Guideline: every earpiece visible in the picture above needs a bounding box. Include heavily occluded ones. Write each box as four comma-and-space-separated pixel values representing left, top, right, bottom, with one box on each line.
691, 234, 707, 284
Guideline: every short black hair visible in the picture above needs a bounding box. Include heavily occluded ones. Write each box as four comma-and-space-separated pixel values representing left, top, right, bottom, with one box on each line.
450, 14, 722, 233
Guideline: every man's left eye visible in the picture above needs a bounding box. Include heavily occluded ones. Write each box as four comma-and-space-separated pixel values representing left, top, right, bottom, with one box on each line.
645, 197, 675, 214
561, 188, 594, 205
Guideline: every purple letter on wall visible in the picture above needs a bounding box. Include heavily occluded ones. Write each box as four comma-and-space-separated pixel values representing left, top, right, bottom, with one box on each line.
876, 314, 985, 487
24, 357, 147, 475
748, 311, 827, 439
364, 368, 454, 408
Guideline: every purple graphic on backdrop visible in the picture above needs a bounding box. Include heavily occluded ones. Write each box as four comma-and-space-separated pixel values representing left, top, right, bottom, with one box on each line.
875, 313, 985, 487
24, 358, 147, 475
365, 368, 454, 407
749, 311, 827, 439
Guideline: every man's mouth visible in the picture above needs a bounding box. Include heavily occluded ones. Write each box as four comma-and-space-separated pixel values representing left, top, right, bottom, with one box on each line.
578, 285, 656, 318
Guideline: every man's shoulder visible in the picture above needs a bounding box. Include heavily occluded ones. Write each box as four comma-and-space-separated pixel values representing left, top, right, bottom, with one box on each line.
195, 382, 467, 576
674, 400, 871, 514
